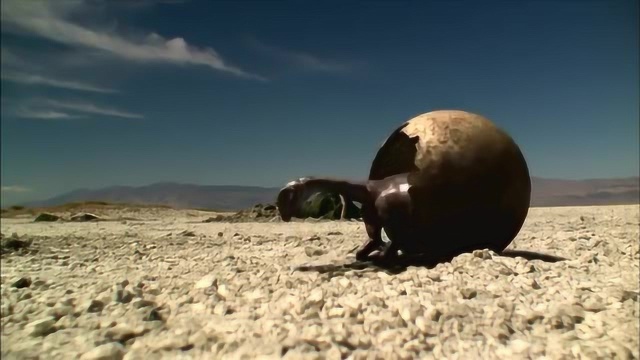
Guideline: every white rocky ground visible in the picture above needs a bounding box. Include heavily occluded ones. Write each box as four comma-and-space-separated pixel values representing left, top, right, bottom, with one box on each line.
1, 205, 638, 360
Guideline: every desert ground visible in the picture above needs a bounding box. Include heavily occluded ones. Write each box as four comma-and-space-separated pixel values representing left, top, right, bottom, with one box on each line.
1, 204, 638, 359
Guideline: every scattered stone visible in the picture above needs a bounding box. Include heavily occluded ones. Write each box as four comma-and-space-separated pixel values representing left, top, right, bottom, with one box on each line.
178, 230, 196, 237
12, 277, 32, 289
80, 342, 125, 360
26, 317, 56, 337
105, 323, 146, 342
473, 249, 493, 260
203, 215, 226, 222
194, 274, 218, 289
304, 246, 326, 257
0, 203, 636, 359
461, 288, 477, 299
131, 299, 156, 309
1, 237, 31, 254
34, 213, 60, 222
144, 308, 164, 322
86, 300, 105, 313
70, 213, 101, 222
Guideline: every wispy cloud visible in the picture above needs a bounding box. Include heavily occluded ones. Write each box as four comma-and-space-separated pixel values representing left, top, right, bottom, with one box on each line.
1, 70, 118, 93
46, 99, 144, 119
15, 108, 82, 120
249, 38, 354, 73
1, 185, 31, 193
1, 0, 266, 81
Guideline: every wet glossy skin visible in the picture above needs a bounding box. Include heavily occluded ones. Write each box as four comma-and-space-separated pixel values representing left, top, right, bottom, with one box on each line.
276, 174, 416, 262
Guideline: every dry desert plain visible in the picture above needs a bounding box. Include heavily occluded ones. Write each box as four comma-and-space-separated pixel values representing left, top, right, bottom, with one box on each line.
0, 204, 638, 359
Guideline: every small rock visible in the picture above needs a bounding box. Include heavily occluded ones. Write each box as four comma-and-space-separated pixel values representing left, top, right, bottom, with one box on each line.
105, 324, 145, 342
510, 339, 530, 353
305, 246, 325, 257
80, 342, 125, 360
12, 277, 32, 289
26, 317, 56, 337
304, 235, 321, 241
461, 288, 477, 299
531, 279, 541, 289
217, 284, 231, 299
144, 308, 164, 322
34, 213, 60, 222
582, 295, 606, 312
113, 284, 125, 303
131, 299, 156, 309
194, 274, 218, 289
1, 238, 30, 253
56, 315, 76, 329
178, 230, 196, 237
217, 232, 223, 237
473, 249, 493, 260
144, 284, 161, 296
87, 300, 105, 313
46, 305, 74, 320
70, 213, 101, 222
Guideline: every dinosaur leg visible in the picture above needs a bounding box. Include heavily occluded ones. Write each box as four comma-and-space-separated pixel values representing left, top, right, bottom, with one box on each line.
356, 223, 384, 261
368, 240, 401, 265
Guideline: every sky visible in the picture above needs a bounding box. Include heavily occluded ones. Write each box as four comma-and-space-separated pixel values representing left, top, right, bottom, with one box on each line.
1, 0, 638, 206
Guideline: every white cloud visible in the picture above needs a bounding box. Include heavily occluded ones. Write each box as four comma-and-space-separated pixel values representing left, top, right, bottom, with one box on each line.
1, 0, 266, 81
15, 108, 81, 120
249, 38, 353, 73
1, 70, 118, 93
1, 186, 31, 193
46, 99, 144, 119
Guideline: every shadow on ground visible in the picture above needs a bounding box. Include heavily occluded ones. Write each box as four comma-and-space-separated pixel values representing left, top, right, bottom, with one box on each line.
293, 249, 568, 276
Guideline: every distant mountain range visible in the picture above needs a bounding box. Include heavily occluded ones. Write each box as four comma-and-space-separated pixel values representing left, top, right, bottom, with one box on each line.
21, 177, 639, 211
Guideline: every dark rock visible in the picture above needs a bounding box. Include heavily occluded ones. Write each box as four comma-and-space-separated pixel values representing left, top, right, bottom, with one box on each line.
70, 213, 101, 222
1, 236, 31, 254
144, 308, 164, 322
461, 288, 477, 299
12, 277, 32, 289
87, 300, 105, 313
34, 213, 60, 222
203, 215, 226, 223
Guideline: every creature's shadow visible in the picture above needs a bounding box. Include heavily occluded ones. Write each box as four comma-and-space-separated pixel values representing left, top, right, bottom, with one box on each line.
293, 249, 567, 276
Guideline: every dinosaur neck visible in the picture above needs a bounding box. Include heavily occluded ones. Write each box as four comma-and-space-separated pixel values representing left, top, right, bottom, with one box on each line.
301, 178, 372, 206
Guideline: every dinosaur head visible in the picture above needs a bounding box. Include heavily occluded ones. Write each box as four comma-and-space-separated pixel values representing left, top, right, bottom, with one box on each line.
276, 178, 311, 222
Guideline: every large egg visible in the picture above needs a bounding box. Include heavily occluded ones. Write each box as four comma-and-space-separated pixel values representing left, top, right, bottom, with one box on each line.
369, 110, 531, 257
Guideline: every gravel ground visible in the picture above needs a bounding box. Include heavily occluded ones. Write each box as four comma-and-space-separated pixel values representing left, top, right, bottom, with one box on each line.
1, 205, 638, 359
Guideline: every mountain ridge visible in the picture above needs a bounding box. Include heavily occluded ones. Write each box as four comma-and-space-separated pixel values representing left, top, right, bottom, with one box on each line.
20, 177, 639, 211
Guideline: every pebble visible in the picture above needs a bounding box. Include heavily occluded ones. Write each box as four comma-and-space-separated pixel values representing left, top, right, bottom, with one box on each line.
131, 299, 156, 309
0, 204, 637, 359
80, 342, 125, 360
304, 246, 325, 257
105, 323, 146, 342
26, 317, 56, 337
12, 277, 32, 289
194, 274, 218, 289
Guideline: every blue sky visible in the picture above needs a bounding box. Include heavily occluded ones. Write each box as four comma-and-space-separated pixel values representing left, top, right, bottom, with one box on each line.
1, 0, 638, 206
